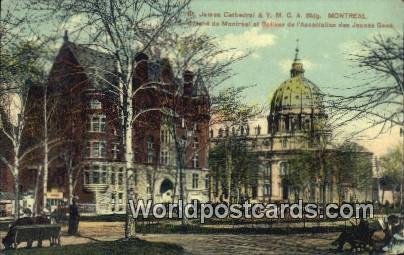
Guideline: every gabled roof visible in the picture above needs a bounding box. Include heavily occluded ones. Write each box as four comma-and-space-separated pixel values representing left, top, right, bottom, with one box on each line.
59, 40, 208, 98
63, 42, 117, 90
192, 73, 208, 97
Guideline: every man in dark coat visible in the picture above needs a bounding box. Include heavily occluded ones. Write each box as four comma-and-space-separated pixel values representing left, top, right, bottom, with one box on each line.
68, 198, 80, 235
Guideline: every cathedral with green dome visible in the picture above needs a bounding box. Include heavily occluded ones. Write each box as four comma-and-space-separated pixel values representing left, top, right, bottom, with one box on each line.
210, 46, 372, 204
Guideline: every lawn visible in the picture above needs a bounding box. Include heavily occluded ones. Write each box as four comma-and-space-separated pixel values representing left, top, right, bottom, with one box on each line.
3, 238, 185, 255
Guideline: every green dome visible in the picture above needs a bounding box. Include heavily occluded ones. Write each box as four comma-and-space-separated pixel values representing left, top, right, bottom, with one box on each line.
270, 75, 322, 114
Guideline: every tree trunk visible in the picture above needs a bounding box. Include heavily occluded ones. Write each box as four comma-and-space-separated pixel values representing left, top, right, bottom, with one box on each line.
123, 64, 135, 238
43, 86, 48, 211
13, 165, 19, 220
225, 140, 232, 202
68, 169, 74, 205
33, 166, 42, 216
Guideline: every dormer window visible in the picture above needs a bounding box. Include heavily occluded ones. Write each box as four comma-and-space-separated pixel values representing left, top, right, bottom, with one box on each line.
89, 99, 102, 109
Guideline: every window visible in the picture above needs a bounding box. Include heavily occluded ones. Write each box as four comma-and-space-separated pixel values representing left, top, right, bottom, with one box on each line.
101, 166, 107, 183
192, 137, 199, 149
160, 128, 171, 144
280, 162, 287, 175
264, 164, 272, 178
147, 151, 154, 164
118, 169, 123, 185
85, 171, 90, 184
147, 137, 154, 149
133, 172, 138, 186
111, 193, 116, 204
255, 125, 261, 135
192, 153, 199, 168
218, 128, 223, 137
263, 184, 271, 196
110, 172, 116, 185
83, 164, 108, 185
88, 114, 106, 132
89, 99, 102, 109
147, 136, 154, 163
282, 138, 287, 148
192, 173, 199, 189
112, 143, 119, 159
205, 176, 209, 189
160, 150, 169, 165
93, 168, 100, 183
87, 141, 106, 158
118, 193, 123, 204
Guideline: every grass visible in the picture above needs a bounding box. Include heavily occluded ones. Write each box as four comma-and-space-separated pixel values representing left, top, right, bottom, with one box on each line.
3, 238, 185, 255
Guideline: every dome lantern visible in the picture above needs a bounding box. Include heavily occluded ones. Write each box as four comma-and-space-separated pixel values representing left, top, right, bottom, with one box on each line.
290, 39, 304, 78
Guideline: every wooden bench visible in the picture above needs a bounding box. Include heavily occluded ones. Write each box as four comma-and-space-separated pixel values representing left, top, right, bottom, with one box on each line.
10, 224, 61, 249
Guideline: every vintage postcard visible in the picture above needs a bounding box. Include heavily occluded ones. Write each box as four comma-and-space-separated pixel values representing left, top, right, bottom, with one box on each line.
0, 0, 403, 254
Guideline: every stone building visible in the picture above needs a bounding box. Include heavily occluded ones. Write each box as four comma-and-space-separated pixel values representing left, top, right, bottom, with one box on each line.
210, 47, 373, 203
11, 33, 210, 214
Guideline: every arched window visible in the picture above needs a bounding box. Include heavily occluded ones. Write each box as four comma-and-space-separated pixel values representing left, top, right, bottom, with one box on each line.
218, 128, 223, 137
280, 162, 287, 175
160, 127, 171, 144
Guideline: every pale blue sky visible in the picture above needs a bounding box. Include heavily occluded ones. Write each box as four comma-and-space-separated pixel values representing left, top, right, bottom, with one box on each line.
2, 0, 403, 154
190, 0, 403, 105
189, 0, 403, 155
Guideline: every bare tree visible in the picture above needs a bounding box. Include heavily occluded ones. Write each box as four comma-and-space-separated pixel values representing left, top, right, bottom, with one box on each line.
328, 33, 404, 210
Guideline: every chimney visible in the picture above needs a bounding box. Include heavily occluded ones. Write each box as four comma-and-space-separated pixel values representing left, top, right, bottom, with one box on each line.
183, 70, 194, 96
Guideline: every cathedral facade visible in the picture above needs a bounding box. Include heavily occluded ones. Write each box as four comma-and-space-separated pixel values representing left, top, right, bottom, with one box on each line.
210, 47, 372, 204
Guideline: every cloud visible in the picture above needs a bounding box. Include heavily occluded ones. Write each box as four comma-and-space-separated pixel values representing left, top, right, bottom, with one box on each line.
61, 15, 88, 32
215, 28, 276, 61
278, 59, 318, 74
221, 28, 277, 49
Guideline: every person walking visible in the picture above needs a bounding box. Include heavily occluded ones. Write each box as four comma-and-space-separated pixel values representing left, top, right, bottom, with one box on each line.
68, 198, 80, 235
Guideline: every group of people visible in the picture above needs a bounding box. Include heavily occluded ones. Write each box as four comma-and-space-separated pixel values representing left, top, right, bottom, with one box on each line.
332, 215, 404, 253
2, 198, 80, 249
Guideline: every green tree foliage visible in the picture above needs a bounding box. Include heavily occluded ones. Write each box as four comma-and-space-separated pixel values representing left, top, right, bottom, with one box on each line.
285, 151, 317, 200
335, 142, 373, 193
284, 142, 372, 202
380, 145, 402, 205
209, 136, 259, 203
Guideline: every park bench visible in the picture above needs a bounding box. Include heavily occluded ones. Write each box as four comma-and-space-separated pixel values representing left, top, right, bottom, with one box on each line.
8, 224, 61, 249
